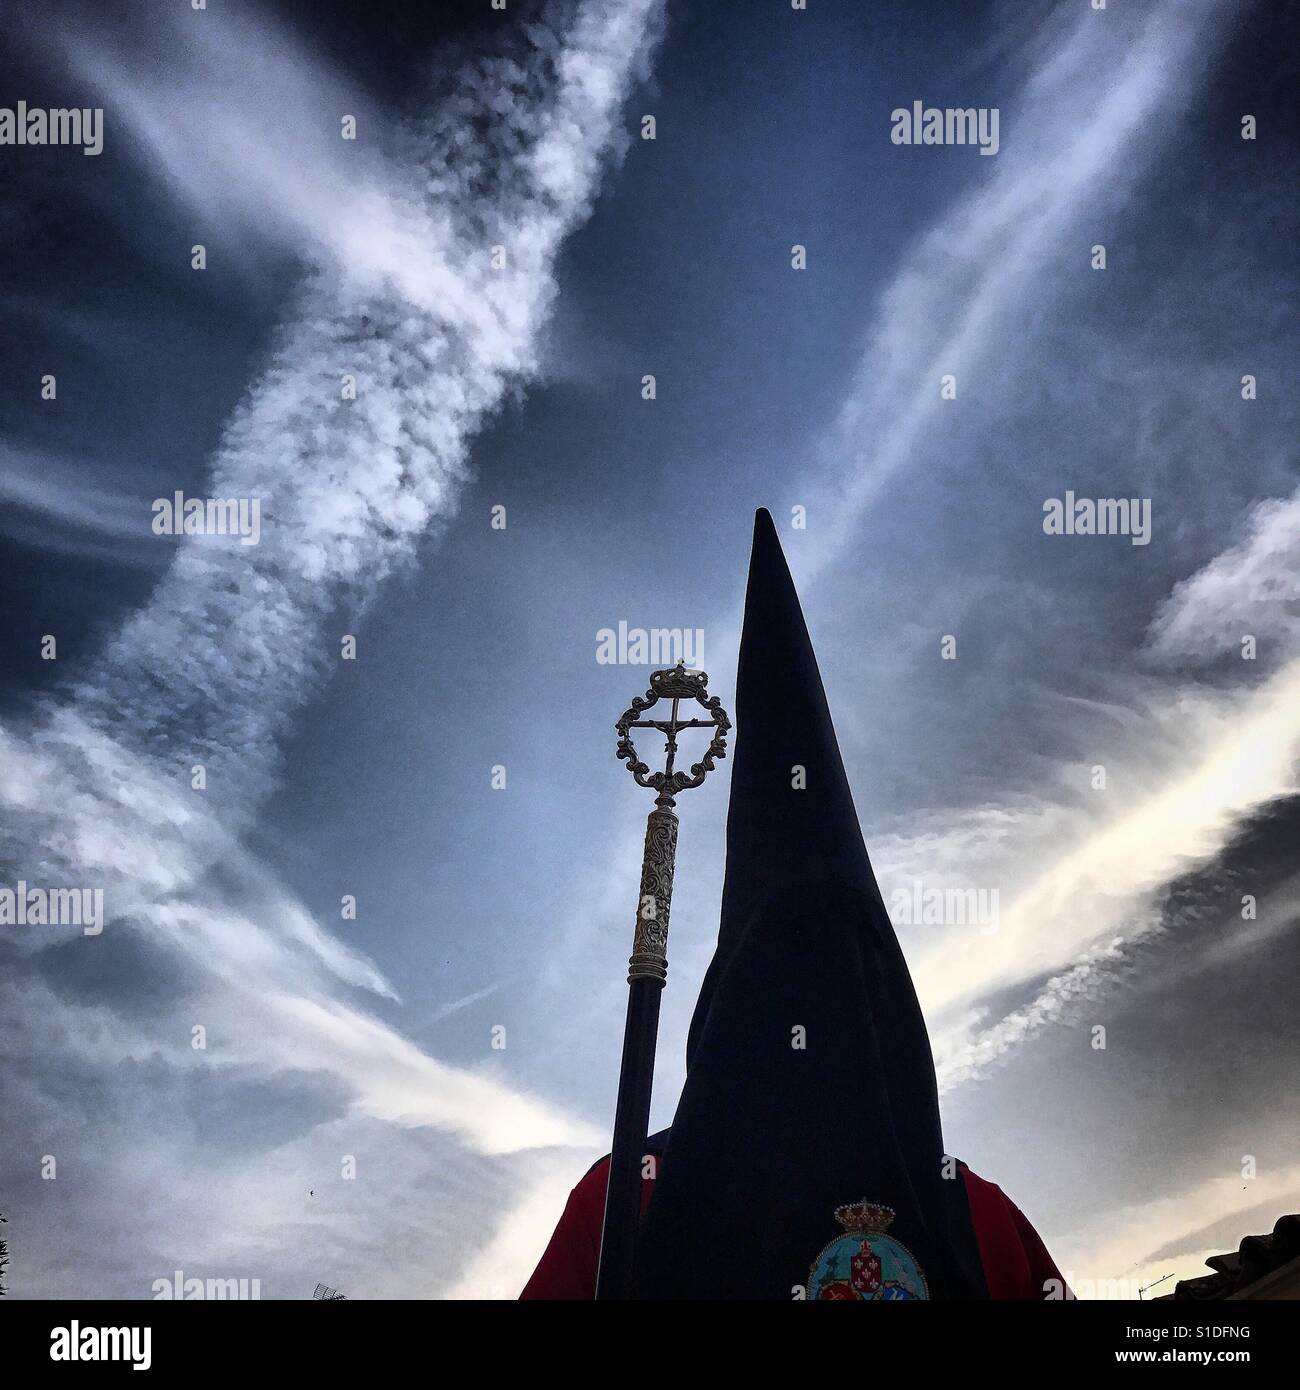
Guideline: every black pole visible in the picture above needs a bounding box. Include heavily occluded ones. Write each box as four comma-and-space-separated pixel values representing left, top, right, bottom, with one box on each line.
595, 974, 663, 1299
596, 796, 678, 1299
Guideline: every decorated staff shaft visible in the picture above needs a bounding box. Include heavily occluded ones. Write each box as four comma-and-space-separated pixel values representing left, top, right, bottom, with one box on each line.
596, 662, 729, 1300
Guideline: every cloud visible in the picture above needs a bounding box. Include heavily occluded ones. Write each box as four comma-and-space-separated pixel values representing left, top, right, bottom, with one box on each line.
443, 1151, 587, 1299
40, 0, 664, 824
767, 0, 1300, 1115
521, 8, 1298, 1198
1, 0, 663, 1295
0, 446, 166, 565
4, 0, 1290, 1301
905, 469, 1300, 1091
917, 658, 1300, 1029
0, 447, 148, 539
804, 0, 1228, 579
1063, 1157, 1300, 1298
487, 0, 1297, 1290
1146, 488, 1300, 668
42, 2, 408, 283
416, 980, 509, 1029
543, 0, 1287, 1095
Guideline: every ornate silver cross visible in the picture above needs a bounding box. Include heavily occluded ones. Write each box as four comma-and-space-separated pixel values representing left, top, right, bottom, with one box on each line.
614, 661, 730, 983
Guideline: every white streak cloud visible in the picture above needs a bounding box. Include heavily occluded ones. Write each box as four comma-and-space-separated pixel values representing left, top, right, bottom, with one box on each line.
1146, 489, 1300, 667
2, 0, 663, 1173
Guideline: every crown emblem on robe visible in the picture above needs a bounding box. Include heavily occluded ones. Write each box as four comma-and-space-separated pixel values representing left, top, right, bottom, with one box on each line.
833, 1200, 895, 1236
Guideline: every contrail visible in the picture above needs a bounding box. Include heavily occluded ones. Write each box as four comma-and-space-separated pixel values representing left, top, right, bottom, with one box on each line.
1, 0, 664, 1156
417, 980, 510, 1029
56, 0, 665, 823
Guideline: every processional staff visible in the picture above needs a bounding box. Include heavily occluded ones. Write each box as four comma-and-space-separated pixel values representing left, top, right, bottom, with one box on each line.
595, 660, 730, 1300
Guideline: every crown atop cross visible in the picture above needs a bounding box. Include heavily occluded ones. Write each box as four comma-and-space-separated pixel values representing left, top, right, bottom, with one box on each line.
615, 660, 731, 807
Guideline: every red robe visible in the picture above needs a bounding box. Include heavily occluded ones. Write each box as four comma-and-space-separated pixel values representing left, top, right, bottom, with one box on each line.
521, 1157, 1066, 1300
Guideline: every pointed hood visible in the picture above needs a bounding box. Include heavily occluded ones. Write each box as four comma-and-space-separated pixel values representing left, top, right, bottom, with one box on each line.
685, 507, 883, 1072
634, 510, 987, 1300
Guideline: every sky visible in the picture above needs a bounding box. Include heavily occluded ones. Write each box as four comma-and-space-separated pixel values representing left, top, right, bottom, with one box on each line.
0, 0, 1296, 1300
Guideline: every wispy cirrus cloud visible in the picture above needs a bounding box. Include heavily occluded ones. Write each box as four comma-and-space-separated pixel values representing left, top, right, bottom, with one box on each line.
920, 660, 1300, 1060
0, 445, 167, 565
565, 0, 1292, 1098
765, 0, 1299, 1108
895, 607, 1300, 1096
1146, 488, 1300, 668
905, 454, 1300, 1089
1064, 1154, 1300, 1299
803, 0, 1228, 576
1, 0, 663, 1294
